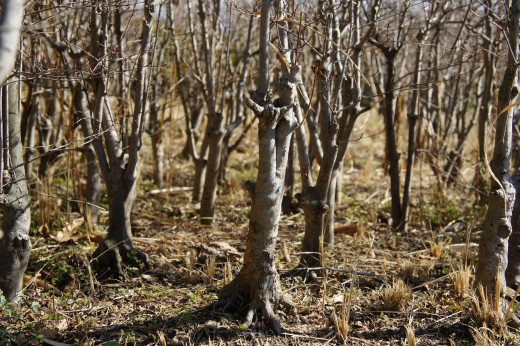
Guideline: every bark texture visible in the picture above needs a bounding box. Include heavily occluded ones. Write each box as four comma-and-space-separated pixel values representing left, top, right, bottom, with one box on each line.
217, 1, 296, 330
81, 0, 153, 277
218, 92, 296, 334
476, 0, 519, 304
0, 0, 24, 85
0, 82, 32, 301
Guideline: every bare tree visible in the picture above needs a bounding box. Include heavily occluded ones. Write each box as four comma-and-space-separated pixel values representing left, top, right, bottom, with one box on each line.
0, 81, 31, 302
476, 0, 519, 316
217, 0, 295, 333
291, 0, 378, 276
81, 0, 154, 277
0, 0, 31, 302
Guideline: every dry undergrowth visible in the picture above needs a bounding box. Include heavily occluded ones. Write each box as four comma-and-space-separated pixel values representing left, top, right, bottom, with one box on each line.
3, 115, 519, 345
379, 278, 411, 312
451, 265, 471, 297
405, 325, 416, 346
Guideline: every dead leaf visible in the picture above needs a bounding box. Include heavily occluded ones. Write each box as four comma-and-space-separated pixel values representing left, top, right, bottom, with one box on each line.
334, 224, 358, 236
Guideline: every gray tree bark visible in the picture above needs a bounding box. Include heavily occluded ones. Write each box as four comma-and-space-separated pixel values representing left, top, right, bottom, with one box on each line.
0, 0, 23, 85
217, 0, 295, 334
0, 0, 30, 302
73, 84, 101, 225
475, 0, 495, 205
0, 81, 31, 302
505, 1, 520, 290
83, 0, 152, 277
476, 0, 519, 308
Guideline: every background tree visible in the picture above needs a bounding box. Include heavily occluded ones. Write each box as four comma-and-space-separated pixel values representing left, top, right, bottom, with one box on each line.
82, 0, 154, 276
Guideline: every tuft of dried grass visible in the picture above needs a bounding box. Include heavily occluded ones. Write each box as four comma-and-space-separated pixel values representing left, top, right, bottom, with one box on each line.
204, 255, 217, 285
470, 325, 500, 346
380, 278, 411, 311
451, 266, 471, 297
223, 258, 233, 285
470, 284, 503, 331
157, 330, 166, 346
185, 249, 197, 284
399, 260, 418, 282
333, 287, 353, 345
406, 325, 416, 346
429, 239, 446, 258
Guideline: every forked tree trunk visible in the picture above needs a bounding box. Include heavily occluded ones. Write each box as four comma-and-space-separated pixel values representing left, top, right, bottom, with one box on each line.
83, 0, 152, 277
476, 0, 519, 309
218, 93, 296, 334
295, 0, 379, 276
298, 49, 339, 264
217, 0, 295, 333
0, 81, 31, 302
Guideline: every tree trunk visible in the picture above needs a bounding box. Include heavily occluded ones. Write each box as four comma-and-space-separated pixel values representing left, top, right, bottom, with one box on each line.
23, 91, 38, 179
475, 1, 495, 205
92, 167, 148, 277
199, 112, 225, 224
149, 86, 164, 189
0, 81, 32, 302
83, 143, 101, 225
73, 84, 101, 224
383, 52, 402, 228
84, 0, 152, 277
299, 186, 328, 271
218, 94, 296, 334
401, 28, 426, 232
217, 1, 295, 331
0, 0, 24, 85
476, 0, 519, 308
192, 136, 208, 202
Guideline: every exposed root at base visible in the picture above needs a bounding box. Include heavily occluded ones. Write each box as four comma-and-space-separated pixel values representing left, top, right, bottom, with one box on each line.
92, 238, 150, 278
217, 275, 296, 335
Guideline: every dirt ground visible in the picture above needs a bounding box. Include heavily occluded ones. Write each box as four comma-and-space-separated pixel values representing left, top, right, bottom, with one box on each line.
1, 111, 518, 345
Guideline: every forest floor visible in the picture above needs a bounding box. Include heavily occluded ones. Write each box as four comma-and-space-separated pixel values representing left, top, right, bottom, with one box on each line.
1, 111, 520, 345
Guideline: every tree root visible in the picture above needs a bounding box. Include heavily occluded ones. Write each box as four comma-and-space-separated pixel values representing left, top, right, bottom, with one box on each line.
92, 238, 150, 278
217, 271, 296, 335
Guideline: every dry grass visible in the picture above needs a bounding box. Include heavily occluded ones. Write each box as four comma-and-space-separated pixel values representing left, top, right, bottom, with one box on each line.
470, 284, 503, 331
451, 265, 471, 297
429, 239, 446, 258
406, 325, 416, 346
204, 255, 217, 286
333, 288, 353, 345
185, 249, 197, 284
470, 325, 500, 346
223, 259, 233, 285
399, 260, 418, 281
379, 278, 411, 311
